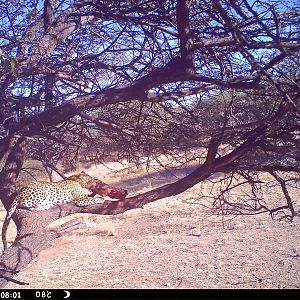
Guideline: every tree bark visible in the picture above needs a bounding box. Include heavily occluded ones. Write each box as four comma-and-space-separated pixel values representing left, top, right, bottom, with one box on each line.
0, 137, 26, 210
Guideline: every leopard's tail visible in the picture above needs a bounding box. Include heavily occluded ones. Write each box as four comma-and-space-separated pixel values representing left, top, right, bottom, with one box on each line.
2, 198, 18, 253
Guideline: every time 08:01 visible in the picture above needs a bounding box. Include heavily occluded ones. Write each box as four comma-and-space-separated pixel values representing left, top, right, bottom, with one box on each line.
0, 292, 21, 299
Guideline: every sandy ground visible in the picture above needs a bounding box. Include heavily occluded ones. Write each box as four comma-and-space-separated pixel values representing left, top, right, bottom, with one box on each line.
1, 162, 300, 289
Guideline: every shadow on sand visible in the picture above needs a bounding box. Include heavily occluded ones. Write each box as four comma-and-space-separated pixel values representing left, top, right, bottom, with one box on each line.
110, 165, 199, 193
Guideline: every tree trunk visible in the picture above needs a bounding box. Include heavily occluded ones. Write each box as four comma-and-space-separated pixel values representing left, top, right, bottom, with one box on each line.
0, 137, 26, 211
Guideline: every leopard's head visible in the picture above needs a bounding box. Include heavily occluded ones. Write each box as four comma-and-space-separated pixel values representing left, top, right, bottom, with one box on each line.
67, 171, 99, 190
67, 171, 128, 199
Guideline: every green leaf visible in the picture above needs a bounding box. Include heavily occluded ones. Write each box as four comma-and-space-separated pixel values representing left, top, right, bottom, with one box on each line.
8, 57, 17, 72
26, 8, 38, 22
2, 55, 17, 72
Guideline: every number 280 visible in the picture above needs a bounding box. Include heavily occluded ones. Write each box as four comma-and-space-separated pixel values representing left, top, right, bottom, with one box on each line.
36, 291, 52, 298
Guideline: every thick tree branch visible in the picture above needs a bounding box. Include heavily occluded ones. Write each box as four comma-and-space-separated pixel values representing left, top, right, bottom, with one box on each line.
43, 0, 56, 31
176, 0, 194, 74
0, 137, 26, 210
269, 171, 296, 221
78, 111, 135, 137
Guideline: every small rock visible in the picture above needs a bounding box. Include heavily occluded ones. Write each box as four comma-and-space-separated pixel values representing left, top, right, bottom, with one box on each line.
227, 224, 235, 230
278, 260, 285, 267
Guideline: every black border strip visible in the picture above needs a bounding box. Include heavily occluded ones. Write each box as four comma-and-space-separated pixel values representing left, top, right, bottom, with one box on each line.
1, 289, 299, 300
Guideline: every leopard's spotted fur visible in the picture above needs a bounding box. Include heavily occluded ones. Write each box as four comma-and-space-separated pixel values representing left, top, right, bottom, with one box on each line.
2, 172, 104, 252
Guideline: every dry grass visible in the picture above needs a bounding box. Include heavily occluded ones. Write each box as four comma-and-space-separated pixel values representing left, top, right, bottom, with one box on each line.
1, 160, 300, 289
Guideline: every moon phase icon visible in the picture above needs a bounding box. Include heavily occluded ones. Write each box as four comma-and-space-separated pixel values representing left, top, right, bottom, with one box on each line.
63, 290, 71, 298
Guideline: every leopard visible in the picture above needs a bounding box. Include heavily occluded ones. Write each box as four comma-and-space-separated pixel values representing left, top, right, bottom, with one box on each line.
2, 171, 105, 252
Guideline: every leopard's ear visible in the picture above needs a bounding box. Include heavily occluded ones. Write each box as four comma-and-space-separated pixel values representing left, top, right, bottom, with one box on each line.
67, 173, 79, 180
